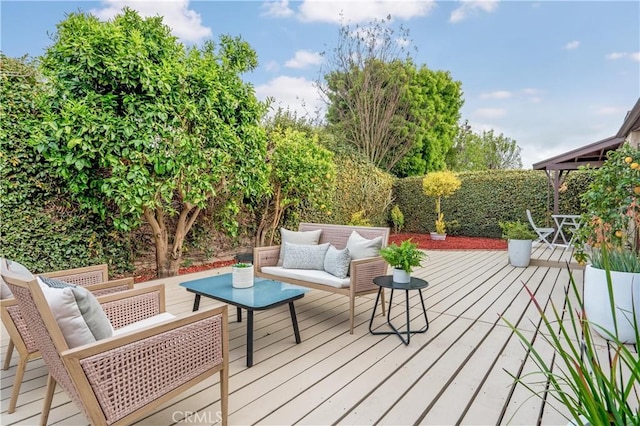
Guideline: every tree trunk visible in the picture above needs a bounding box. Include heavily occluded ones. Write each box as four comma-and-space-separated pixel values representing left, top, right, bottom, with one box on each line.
144, 203, 202, 278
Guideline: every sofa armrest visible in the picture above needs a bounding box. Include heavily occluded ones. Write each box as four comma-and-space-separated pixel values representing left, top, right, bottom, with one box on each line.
350, 256, 389, 293
254, 246, 280, 271
97, 285, 166, 329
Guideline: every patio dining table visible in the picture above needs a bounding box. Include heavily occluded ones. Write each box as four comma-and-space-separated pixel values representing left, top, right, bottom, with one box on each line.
551, 214, 581, 247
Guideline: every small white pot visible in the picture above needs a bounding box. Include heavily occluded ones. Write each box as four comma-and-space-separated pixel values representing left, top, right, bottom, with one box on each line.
232, 265, 254, 288
507, 239, 532, 267
430, 232, 446, 241
392, 268, 411, 284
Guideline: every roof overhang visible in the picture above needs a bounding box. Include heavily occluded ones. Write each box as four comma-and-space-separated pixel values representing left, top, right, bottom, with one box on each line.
532, 135, 625, 171
616, 97, 640, 138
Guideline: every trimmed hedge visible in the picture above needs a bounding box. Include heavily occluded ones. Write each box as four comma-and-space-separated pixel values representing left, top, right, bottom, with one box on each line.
393, 170, 590, 238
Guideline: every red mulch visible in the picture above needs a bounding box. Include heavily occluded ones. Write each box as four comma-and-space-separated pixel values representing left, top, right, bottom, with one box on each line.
134, 234, 505, 283
389, 233, 507, 251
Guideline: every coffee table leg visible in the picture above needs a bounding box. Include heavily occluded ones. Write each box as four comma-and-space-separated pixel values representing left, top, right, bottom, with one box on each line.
246, 310, 254, 367
405, 289, 411, 344
237, 306, 242, 322
289, 302, 301, 344
192, 295, 201, 312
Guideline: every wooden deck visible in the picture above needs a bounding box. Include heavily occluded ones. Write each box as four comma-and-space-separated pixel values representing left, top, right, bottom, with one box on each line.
0, 248, 630, 425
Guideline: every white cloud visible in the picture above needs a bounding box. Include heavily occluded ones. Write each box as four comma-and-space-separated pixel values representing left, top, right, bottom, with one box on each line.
605, 51, 640, 61
479, 90, 512, 100
261, 0, 294, 17
563, 40, 580, 50
473, 108, 507, 119
255, 76, 324, 119
296, 0, 436, 24
91, 0, 211, 43
396, 37, 411, 47
450, 0, 499, 24
593, 106, 623, 115
265, 60, 280, 73
285, 50, 323, 69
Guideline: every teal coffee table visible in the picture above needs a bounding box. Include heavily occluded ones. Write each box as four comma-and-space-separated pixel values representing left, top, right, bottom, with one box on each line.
180, 274, 308, 367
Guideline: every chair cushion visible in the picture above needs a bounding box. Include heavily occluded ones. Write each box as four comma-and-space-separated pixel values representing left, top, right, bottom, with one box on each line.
38, 276, 114, 348
113, 312, 176, 336
278, 228, 322, 266
282, 242, 330, 270
0, 277, 12, 299
346, 231, 383, 260
324, 245, 351, 279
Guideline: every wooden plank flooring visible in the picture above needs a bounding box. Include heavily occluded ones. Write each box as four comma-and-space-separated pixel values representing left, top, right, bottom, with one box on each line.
1, 249, 633, 425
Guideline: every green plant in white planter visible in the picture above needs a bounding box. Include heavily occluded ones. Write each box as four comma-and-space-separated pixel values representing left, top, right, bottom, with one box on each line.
378, 240, 427, 283
499, 221, 536, 267
503, 254, 639, 425
232, 262, 254, 288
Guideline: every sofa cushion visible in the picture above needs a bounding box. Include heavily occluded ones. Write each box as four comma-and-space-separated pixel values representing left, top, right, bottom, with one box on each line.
278, 228, 322, 266
262, 266, 350, 289
282, 242, 330, 270
38, 276, 114, 348
324, 245, 351, 279
346, 231, 383, 260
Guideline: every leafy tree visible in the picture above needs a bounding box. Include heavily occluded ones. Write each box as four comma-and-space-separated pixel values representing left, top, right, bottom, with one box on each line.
33, 9, 268, 277
447, 121, 522, 171
320, 18, 462, 176
255, 127, 335, 247
392, 65, 463, 177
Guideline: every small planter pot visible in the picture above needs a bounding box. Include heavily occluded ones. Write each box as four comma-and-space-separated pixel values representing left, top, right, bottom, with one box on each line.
507, 239, 532, 267
232, 265, 254, 288
584, 265, 640, 343
392, 268, 411, 284
430, 232, 446, 241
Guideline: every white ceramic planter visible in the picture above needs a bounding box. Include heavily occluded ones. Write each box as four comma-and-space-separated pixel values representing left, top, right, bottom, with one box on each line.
392, 268, 411, 284
232, 265, 254, 288
430, 232, 446, 241
584, 265, 639, 343
507, 239, 532, 267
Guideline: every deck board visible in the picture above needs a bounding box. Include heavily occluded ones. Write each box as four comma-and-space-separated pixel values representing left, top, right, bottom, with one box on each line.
1, 249, 634, 426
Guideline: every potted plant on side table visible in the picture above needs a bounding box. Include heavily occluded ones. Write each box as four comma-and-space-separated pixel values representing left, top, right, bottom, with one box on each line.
378, 240, 427, 283
573, 143, 640, 343
499, 221, 537, 267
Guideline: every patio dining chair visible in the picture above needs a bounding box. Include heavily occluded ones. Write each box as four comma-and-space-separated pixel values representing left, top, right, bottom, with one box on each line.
1, 259, 229, 426
1, 263, 134, 414
526, 209, 555, 249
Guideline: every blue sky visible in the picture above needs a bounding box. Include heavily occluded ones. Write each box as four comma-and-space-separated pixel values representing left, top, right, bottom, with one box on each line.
2, 1, 639, 168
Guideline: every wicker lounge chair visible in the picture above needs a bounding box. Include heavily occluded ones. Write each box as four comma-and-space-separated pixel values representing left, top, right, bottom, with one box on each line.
1, 263, 134, 414
1, 259, 229, 425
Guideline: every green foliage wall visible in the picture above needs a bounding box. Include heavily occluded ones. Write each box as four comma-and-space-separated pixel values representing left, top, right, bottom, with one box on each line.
0, 55, 133, 274
298, 154, 394, 227
393, 170, 589, 238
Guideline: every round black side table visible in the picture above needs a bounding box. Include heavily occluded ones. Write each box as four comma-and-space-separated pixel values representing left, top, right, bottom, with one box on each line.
368, 275, 429, 345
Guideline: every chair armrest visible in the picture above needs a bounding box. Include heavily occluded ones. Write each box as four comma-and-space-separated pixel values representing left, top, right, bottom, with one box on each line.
97, 285, 166, 329
61, 305, 228, 425
254, 246, 280, 271
85, 277, 134, 296
350, 256, 389, 293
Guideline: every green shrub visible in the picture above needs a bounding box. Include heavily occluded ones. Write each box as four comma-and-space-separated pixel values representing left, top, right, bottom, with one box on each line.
390, 205, 404, 233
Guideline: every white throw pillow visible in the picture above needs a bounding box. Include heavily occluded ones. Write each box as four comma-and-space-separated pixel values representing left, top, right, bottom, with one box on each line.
0, 276, 13, 299
38, 276, 114, 348
346, 231, 383, 260
282, 242, 330, 270
324, 245, 351, 279
278, 228, 322, 266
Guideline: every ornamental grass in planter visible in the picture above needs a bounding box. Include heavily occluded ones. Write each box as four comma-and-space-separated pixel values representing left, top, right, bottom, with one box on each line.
502, 251, 639, 425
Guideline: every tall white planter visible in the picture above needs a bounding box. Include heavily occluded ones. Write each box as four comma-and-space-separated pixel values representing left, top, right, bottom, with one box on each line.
232, 265, 254, 288
507, 239, 532, 267
584, 265, 639, 343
